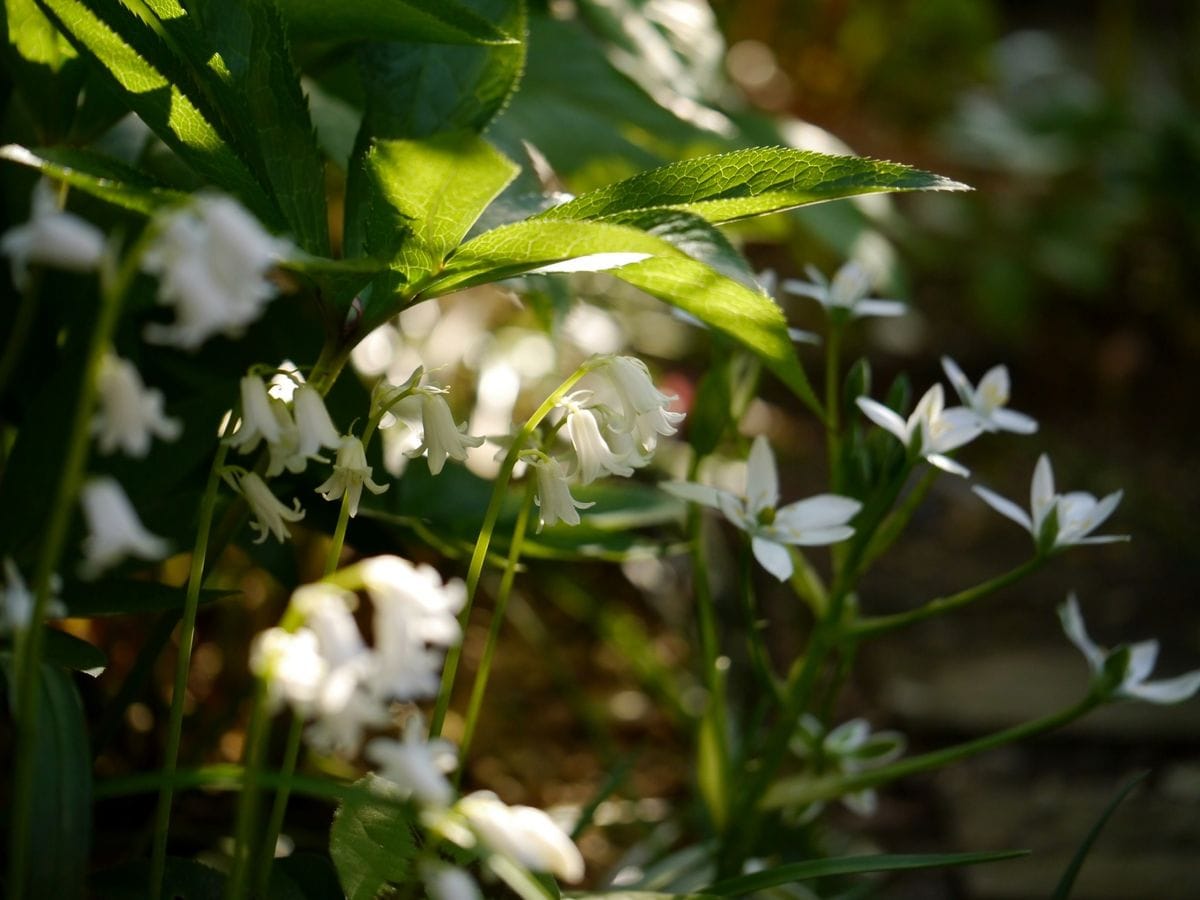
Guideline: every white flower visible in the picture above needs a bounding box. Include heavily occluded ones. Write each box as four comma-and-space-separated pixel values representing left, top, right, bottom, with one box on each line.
250, 626, 327, 713
1, 558, 66, 633
290, 583, 367, 667
663, 436, 861, 581
600, 356, 685, 453
856, 383, 983, 477
291, 385, 340, 459
315, 435, 389, 516
422, 863, 481, 900
1059, 594, 1200, 704
304, 676, 393, 757
227, 375, 281, 453
366, 715, 458, 808
561, 392, 634, 484
456, 791, 585, 883
407, 389, 484, 475
78, 477, 169, 578
782, 262, 905, 320
236, 471, 305, 544
1, 179, 105, 290
530, 455, 593, 531
790, 715, 906, 819
141, 194, 292, 349
360, 556, 466, 700
973, 454, 1126, 551
91, 353, 182, 457
941, 357, 1037, 434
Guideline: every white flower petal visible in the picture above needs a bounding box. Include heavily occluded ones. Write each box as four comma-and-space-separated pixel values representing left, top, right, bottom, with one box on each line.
752, 535, 794, 581
773, 494, 861, 532
745, 435, 780, 514
661, 481, 725, 510
1058, 594, 1106, 673
972, 485, 1034, 533
1125, 669, 1200, 705
856, 397, 909, 443
925, 453, 971, 478
990, 407, 1039, 434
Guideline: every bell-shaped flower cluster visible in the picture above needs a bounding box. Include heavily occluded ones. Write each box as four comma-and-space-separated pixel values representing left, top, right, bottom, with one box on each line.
663, 436, 861, 581
371, 371, 485, 477
1, 178, 105, 290
528, 355, 683, 532
92, 353, 182, 457
141, 194, 293, 350
250, 557, 465, 756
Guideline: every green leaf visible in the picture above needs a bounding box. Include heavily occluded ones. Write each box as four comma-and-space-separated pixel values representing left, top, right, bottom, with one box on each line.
687, 350, 735, 458
59, 579, 233, 617
329, 775, 420, 900
614, 255, 819, 412
276, 0, 517, 45
365, 133, 518, 279
703, 850, 1029, 896
1052, 771, 1150, 900
0, 143, 187, 213
41, 627, 108, 672
34, 0, 276, 221
0, 0, 83, 139
189, 0, 329, 254
537, 147, 968, 226
0, 658, 92, 896
603, 208, 757, 287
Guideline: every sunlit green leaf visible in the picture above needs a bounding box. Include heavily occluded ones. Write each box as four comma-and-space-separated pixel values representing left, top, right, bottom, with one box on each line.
329, 775, 419, 900
277, 0, 517, 45
0, 143, 186, 213
0, 0, 83, 139
537, 147, 968, 225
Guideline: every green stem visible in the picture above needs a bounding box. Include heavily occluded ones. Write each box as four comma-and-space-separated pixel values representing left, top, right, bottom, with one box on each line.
856, 467, 937, 574
150, 437, 231, 900
429, 356, 605, 737
8, 239, 136, 900
824, 323, 843, 493
738, 538, 782, 706
761, 695, 1102, 810
456, 480, 536, 770
225, 681, 272, 900
0, 273, 41, 399
845, 557, 1044, 642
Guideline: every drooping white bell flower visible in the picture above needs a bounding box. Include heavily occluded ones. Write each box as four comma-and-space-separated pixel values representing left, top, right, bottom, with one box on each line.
141, 194, 292, 349
92, 353, 182, 457
291, 385, 340, 460
973, 454, 1126, 552
856, 383, 983, 477
366, 715, 459, 808
250, 626, 327, 713
599, 355, 685, 453
0, 557, 66, 633
407, 388, 484, 475
783, 262, 906, 320
560, 391, 634, 484
235, 471, 305, 544
227, 375, 282, 453
1, 178, 105, 290
1059, 594, 1200, 704
941, 357, 1038, 435
455, 791, 585, 883
663, 436, 861, 581
421, 863, 481, 900
315, 435, 388, 516
78, 477, 169, 578
530, 454, 593, 531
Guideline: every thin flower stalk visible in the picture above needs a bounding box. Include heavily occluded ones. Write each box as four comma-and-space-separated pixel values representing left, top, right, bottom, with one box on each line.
429, 356, 605, 738
7, 231, 143, 900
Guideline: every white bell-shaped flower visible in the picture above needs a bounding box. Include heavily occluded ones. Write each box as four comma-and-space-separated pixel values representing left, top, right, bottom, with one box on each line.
236, 472, 305, 544
92, 353, 182, 457
421, 864, 481, 900
250, 626, 327, 713
456, 791, 584, 883
291, 385, 340, 459
1, 557, 66, 633
530, 455, 593, 531
408, 389, 484, 475
561, 391, 634, 484
366, 715, 458, 808
79, 477, 169, 578
315, 435, 388, 516
1, 179, 105, 290
227, 376, 281, 453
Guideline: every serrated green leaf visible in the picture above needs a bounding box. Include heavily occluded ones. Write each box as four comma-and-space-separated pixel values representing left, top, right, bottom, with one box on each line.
329, 775, 419, 900
277, 0, 516, 45
604, 208, 756, 287
537, 147, 968, 225
0, 143, 187, 213
34, 0, 276, 221
365, 133, 518, 279
1, 0, 83, 139
189, 0, 329, 254
0, 658, 92, 895
614, 255, 819, 412
703, 850, 1029, 896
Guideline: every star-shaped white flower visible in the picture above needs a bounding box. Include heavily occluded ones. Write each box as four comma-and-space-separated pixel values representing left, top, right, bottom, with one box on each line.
941, 357, 1037, 434
1059, 594, 1200, 704
973, 454, 1126, 551
92, 353, 182, 457
663, 436, 861, 581
782, 262, 906, 320
856, 383, 983, 477
790, 715, 906, 819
